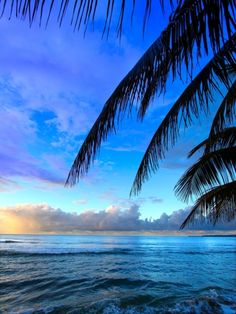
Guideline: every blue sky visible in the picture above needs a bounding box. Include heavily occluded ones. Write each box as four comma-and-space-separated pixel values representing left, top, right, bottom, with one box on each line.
0, 2, 233, 233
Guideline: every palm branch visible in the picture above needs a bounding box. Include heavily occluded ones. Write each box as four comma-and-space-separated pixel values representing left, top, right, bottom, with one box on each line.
188, 127, 236, 157
180, 181, 236, 229
204, 79, 236, 153
66, 1, 236, 186
175, 147, 236, 202
177, 127, 236, 228
131, 36, 236, 195
0, 0, 175, 36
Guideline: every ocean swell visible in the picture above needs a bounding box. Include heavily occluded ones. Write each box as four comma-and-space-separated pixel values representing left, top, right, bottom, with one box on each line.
8, 290, 236, 314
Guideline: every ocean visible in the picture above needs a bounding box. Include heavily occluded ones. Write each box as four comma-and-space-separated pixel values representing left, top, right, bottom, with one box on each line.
0, 235, 235, 313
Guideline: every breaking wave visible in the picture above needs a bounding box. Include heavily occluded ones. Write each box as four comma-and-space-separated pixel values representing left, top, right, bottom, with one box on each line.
9, 290, 236, 314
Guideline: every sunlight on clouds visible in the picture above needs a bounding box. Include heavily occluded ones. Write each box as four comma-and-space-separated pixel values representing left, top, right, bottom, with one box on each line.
0, 210, 39, 234
0, 203, 235, 234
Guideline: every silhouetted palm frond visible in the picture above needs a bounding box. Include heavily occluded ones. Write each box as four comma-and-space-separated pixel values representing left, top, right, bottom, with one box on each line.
175, 147, 236, 202
188, 127, 236, 157
0, 0, 177, 36
130, 36, 236, 195
204, 79, 236, 153
3, 1, 234, 40
66, 0, 236, 186
178, 127, 236, 228
180, 181, 236, 228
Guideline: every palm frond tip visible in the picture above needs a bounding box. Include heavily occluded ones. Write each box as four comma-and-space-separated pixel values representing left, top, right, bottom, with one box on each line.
175, 147, 236, 203
188, 127, 236, 158
204, 79, 236, 154
180, 181, 236, 229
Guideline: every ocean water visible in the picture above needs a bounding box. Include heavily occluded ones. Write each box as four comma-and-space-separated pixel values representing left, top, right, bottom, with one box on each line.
0, 235, 235, 314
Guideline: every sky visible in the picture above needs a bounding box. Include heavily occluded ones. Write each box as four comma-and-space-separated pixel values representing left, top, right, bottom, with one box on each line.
0, 1, 235, 234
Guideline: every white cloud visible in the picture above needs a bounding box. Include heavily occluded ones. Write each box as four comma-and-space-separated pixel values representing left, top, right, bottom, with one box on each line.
0, 177, 21, 193
0, 203, 235, 234
0, 17, 143, 188
73, 199, 88, 205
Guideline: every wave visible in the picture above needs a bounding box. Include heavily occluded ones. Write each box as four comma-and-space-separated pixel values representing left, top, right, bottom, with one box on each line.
2, 248, 235, 257
8, 290, 236, 314
0, 239, 40, 244
0, 248, 132, 256
0, 239, 24, 243
163, 290, 236, 314
79, 290, 236, 314
181, 250, 236, 255
0, 277, 194, 296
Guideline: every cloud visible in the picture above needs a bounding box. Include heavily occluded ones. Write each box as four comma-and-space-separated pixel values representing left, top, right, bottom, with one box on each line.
0, 203, 235, 234
149, 197, 163, 204
73, 199, 88, 205
0, 177, 21, 192
0, 17, 141, 112
0, 17, 143, 188
0, 105, 63, 185
100, 195, 164, 206
105, 145, 145, 153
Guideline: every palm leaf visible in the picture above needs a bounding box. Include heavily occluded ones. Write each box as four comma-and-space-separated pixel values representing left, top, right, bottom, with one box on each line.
0, 0, 177, 36
175, 147, 236, 202
188, 127, 236, 157
131, 35, 236, 195
180, 181, 236, 228
66, 3, 236, 186
204, 79, 236, 153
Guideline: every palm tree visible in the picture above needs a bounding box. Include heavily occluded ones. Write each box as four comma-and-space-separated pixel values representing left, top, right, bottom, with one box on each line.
1, 1, 235, 227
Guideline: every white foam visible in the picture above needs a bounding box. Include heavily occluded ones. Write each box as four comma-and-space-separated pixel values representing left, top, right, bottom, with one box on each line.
102, 304, 155, 314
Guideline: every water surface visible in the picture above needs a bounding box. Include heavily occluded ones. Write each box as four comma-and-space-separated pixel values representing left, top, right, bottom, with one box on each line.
0, 235, 235, 313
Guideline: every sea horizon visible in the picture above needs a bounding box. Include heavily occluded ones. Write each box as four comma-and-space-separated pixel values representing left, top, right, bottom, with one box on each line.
1, 231, 236, 236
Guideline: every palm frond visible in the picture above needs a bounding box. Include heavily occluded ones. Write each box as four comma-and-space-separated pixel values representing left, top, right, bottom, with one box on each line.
131, 35, 236, 195
204, 79, 236, 153
175, 147, 236, 202
188, 127, 236, 157
0, 0, 177, 36
180, 181, 236, 229
138, 0, 236, 119
188, 139, 208, 158
67, 2, 236, 186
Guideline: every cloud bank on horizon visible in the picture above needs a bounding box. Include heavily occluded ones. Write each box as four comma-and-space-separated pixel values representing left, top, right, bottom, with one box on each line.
0, 203, 235, 234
